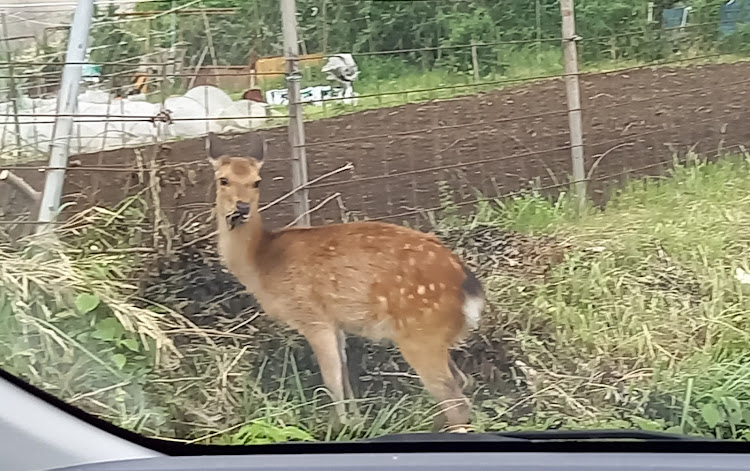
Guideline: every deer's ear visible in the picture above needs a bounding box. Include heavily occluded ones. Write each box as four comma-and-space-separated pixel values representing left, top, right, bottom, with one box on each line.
246, 133, 266, 162
206, 132, 227, 167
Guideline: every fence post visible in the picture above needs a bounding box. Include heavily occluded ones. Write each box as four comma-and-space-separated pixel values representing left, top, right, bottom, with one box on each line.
0, 13, 22, 159
559, 0, 587, 210
470, 43, 480, 82
36, 0, 95, 231
321, 0, 328, 54
535, 0, 542, 47
281, 0, 311, 226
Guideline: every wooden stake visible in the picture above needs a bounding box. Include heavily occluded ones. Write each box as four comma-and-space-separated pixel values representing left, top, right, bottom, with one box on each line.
536, 0, 542, 47
321, 0, 328, 54
189, 46, 208, 90
201, 5, 218, 68
471, 43, 480, 82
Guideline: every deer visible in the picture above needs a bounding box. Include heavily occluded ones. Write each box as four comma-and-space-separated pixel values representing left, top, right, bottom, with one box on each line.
206, 132, 485, 432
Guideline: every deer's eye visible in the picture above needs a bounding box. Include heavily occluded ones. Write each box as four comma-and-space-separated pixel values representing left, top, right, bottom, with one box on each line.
253, 180, 261, 188
219, 177, 229, 186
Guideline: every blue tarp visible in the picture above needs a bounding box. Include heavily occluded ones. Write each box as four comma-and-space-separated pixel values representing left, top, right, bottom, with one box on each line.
720, 0, 750, 36
662, 7, 687, 29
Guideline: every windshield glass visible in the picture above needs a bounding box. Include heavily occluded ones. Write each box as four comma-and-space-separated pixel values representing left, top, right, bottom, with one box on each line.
2, 0, 749, 445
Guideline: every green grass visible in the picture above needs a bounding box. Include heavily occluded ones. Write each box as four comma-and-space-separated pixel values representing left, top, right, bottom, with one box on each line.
463, 153, 750, 439
0, 199, 196, 435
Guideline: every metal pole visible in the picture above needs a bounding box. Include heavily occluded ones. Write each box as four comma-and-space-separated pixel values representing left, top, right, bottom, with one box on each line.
559, 0, 586, 210
281, 0, 310, 226
0, 13, 22, 159
36, 0, 95, 229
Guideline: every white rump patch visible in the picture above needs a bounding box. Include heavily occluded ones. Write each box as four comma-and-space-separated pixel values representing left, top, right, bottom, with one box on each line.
462, 294, 484, 331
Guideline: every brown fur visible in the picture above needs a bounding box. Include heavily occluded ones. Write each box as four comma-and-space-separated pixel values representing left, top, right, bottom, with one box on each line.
207, 134, 484, 431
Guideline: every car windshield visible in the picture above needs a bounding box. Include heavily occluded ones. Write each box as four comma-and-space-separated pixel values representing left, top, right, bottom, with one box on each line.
1, 0, 749, 447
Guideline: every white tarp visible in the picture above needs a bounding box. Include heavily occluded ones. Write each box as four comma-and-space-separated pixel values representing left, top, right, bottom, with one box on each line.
0, 85, 270, 159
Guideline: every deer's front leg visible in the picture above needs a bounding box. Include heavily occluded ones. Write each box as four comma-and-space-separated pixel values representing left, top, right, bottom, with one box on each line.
303, 326, 348, 426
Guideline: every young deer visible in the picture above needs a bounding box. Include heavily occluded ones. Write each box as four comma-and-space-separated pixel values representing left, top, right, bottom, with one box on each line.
207, 133, 485, 431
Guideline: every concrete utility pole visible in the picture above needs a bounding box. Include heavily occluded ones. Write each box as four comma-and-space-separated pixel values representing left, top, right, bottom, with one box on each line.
37, 0, 95, 231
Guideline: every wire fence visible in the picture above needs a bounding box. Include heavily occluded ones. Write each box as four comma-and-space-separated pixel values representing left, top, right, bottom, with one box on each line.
0, 0, 749, 248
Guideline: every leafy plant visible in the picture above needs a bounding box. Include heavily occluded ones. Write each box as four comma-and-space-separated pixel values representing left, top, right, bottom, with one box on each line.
0, 199, 189, 435
85, 0, 743, 74
226, 420, 315, 444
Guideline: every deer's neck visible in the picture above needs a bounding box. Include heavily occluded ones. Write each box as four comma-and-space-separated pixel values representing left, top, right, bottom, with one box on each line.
216, 208, 267, 293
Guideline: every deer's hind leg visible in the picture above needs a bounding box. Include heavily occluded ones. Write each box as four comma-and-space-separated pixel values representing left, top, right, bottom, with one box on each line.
336, 329, 359, 415
398, 341, 471, 432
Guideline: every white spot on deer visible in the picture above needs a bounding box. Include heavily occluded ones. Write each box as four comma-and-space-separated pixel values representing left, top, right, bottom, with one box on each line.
404, 244, 411, 249
400, 287, 406, 295
396, 275, 403, 282
328, 246, 336, 251
429, 283, 436, 291
417, 285, 426, 295
462, 294, 484, 331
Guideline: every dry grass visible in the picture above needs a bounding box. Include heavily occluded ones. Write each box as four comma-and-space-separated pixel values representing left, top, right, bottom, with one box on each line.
0, 198, 200, 434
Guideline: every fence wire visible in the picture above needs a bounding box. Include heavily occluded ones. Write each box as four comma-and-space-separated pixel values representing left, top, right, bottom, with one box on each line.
0, 3, 749, 241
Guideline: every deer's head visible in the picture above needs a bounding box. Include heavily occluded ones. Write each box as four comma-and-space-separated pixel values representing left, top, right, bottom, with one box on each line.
207, 132, 265, 230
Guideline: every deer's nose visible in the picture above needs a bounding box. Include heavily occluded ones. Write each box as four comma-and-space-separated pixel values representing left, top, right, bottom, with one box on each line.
236, 201, 250, 215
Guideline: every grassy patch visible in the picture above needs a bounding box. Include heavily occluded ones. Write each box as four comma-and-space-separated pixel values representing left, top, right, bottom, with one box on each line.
0, 199, 195, 436
468, 154, 750, 439
4, 154, 750, 443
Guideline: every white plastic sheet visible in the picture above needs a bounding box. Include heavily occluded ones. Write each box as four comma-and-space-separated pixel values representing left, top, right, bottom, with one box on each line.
0, 85, 270, 158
